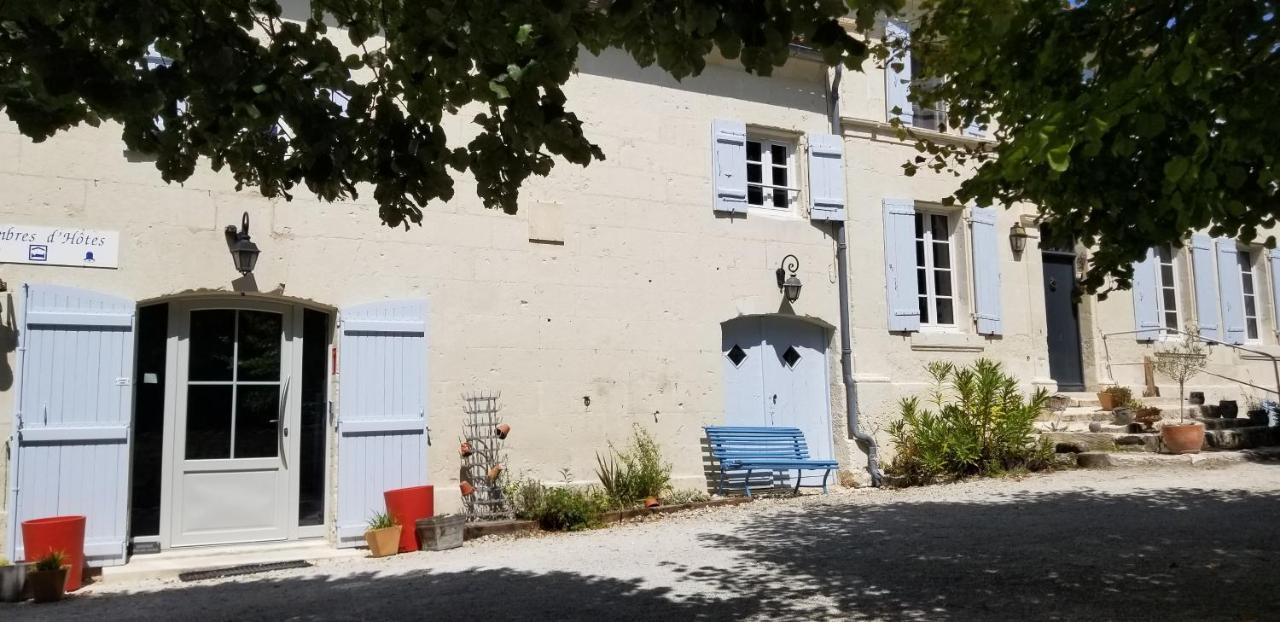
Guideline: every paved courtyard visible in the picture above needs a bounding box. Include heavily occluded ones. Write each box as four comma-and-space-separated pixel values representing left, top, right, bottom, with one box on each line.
8, 463, 1280, 621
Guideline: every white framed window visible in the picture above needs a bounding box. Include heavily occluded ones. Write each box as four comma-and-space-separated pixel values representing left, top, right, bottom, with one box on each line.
909, 55, 946, 132
1155, 245, 1181, 335
745, 138, 797, 210
1239, 247, 1261, 342
914, 210, 958, 327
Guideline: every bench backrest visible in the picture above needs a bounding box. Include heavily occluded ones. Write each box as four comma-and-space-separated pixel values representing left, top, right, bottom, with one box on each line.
704, 426, 812, 461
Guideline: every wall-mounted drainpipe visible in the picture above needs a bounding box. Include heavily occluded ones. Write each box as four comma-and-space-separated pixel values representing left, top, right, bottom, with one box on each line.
826, 64, 883, 486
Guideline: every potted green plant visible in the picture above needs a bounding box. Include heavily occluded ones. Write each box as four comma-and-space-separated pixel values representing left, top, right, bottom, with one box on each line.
1097, 386, 1132, 411
26, 551, 68, 603
0, 556, 31, 603
364, 512, 401, 558
1153, 329, 1208, 454
1133, 405, 1162, 431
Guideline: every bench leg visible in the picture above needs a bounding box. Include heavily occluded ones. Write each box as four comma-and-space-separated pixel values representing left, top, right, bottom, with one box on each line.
744, 469, 753, 498
793, 469, 802, 494
716, 466, 726, 496
821, 468, 831, 494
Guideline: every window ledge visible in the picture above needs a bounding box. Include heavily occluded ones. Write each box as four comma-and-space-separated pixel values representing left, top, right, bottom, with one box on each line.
840, 116, 993, 148
1236, 345, 1280, 361
910, 331, 985, 352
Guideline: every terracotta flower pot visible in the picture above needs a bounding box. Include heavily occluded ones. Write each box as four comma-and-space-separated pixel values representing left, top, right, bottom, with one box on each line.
495, 423, 511, 439
1097, 392, 1118, 411
486, 464, 504, 482
459, 481, 476, 496
27, 567, 68, 603
459, 441, 473, 458
644, 497, 660, 509
1161, 422, 1205, 454
365, 525, 402, 558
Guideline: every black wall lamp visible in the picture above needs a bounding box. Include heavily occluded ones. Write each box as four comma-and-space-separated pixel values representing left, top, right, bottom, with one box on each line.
1009, 222, 1030, 255
776, 254, 802, 303
225, 211, 261, 275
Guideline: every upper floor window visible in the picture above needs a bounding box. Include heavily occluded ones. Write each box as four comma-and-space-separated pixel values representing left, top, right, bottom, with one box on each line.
1155, 245, 1181, 335
915, 210, 957, 327
746, 138, 795, 210
1238, 248, 1260, 341
909, 55, 946, 132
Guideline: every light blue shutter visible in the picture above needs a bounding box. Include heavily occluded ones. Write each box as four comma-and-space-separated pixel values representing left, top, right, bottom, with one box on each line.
336, 299, 429, 547
970, 207, 1003, 335
964, 120, 984, 137
711, 119, 747, 213
1216, 238, 1245, 344
883, 198, 920, 332
1190, 234, 1220, 340
884, 20, 913, 125
1269, 249, 1280, 338
807, 134, 846, 221
144, 45, 187, 126
1131, 248, 1162, 341
329, 89, 350, 117
5, 285, 135, 566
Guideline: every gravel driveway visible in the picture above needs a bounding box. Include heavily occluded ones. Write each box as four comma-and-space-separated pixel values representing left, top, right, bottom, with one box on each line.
8, 463, 1280, 621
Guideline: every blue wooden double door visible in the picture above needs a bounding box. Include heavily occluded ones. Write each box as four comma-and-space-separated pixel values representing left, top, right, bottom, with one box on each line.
720, 316, 834, 486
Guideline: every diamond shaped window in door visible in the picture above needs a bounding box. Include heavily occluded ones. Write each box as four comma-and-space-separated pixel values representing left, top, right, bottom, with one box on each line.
782, 346, 801, 368
727, 344, 747, 367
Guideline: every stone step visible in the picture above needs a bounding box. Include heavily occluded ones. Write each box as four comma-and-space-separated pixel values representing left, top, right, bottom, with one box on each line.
1041, 426, 1278, 453
1053, 391, 1186, 409
1040, 405, 1201, 424
1074, 446, 1280, 469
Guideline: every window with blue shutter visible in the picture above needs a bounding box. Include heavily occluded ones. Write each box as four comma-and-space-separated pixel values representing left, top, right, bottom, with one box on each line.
1189, 234, 1220, 341
970, 207, 1002, 335
1131, 248, 1162, 341
883, 198, 921, 332
807, 134, 846, 221
1215, 238, 1246, 345
711, 119, 748, 214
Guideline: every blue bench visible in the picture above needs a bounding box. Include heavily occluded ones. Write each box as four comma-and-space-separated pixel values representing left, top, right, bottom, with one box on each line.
704, 426, 838, 497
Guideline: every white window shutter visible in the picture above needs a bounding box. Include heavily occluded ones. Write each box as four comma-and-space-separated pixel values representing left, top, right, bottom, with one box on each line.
1131, 248, 1162, 341
336, 299, 429, 547
883, 198, 920, 332
807, 133, 846, 221
970, 207, 1003, 335
7, 285, 135, 566
1269, 249, 1280, 338
1215, 238, 1246, 344
884, 20, 913, 125
329, 89, 351, 117
711, 119, 747, 213
964, 120, 984, 137
1189, 234, 1220, 341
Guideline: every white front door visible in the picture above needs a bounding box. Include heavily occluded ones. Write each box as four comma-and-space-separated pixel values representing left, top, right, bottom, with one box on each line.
721, 316, 834, 484
168, 302, 295, 546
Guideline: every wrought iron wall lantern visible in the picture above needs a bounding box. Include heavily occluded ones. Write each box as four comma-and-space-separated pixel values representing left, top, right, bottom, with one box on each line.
776, 254, 802, 303
1009, 222, 1030, 255
224, 211, 261, 275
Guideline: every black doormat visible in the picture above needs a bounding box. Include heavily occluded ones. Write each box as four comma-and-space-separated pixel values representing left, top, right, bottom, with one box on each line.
178, 560, 312, 582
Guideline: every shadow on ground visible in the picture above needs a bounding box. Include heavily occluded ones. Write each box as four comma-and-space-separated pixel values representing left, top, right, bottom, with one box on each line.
7, 484, 1279, 621
677, 485, 1280, 621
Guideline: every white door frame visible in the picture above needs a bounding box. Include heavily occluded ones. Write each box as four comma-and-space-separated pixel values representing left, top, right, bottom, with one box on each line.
157, 298, 308, 548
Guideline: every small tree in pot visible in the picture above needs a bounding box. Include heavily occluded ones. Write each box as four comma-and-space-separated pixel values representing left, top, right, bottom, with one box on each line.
1152, 328, 1209, 454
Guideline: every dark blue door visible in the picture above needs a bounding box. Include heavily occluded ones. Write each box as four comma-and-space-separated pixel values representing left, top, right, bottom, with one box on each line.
1042, 252, 1085, 391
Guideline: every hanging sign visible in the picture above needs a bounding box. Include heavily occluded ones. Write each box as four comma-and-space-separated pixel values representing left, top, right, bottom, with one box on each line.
0, 224, 119, 269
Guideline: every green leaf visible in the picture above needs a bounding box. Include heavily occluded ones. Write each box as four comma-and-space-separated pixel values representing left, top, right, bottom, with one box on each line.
1164, 157, 1190, 184
1171, 61, 1192, 86
488, 81, 510, 99
1046, 142, 1072, 172
515, 23, 533, 45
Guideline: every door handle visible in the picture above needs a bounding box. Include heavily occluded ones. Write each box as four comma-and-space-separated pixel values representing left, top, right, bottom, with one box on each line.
772, 394, 777, 404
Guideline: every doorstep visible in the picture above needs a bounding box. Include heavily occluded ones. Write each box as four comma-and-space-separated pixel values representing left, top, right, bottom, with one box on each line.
100, 539, 364, 585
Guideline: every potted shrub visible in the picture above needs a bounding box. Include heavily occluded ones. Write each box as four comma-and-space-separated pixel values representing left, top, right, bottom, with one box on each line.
1097, 386, 1132, 411
1133, 406, 1162, 431
364, 512, 401, 558
26, 551, 67, 603
1153, 329, 1208, 454
0, 556, 30, 603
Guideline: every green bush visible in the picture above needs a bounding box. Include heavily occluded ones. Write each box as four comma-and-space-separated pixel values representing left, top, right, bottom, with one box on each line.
887, 359, 1053, 485
503, 476, 609, 531
595, 425, 672, 508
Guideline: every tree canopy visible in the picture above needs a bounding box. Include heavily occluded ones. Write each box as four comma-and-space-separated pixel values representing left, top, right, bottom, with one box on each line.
901, 0, 1279, 293
0, 0, 895, 226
